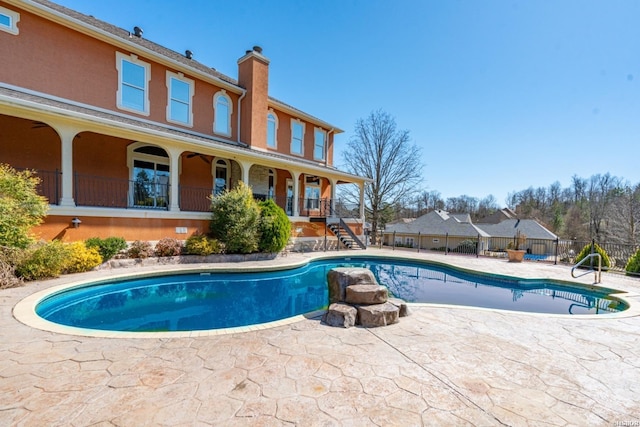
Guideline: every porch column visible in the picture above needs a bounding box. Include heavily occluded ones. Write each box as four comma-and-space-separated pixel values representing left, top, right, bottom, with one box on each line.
328, 177, 337, 218
238, 160, 252, 185
167, 148, 181, 211
359, 182, 365, 221
292, 171, 300, 216
54, 125, 78, 207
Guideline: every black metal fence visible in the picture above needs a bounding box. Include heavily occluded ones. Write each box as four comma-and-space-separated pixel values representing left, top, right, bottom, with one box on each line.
379, 231, 640, 276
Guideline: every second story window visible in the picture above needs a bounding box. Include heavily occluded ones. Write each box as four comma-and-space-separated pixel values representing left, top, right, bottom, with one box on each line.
166, 72, 193, 126
291, 120, 304, 156
116, 52, 150, 115
314, 128, 326, 161
0, 6, 19, 35
267, 111, 278, 148
214, 91, 232, 136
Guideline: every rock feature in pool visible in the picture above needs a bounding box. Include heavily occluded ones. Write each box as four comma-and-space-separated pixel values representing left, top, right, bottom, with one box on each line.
323, 267, 410, 328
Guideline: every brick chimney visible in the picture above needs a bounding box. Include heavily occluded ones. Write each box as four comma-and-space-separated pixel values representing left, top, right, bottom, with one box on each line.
237, 46, 269, 148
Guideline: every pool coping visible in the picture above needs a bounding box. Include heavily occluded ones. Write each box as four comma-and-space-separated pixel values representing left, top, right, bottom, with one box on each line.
12, 251, 640, 339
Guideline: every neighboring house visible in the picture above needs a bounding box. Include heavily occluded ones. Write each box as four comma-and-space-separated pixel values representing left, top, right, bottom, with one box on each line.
475, 218, 558, 255
477, 207, 518, 224
383, 210, 491, 252
383, 210, 558, 256
0, 0, 368, 246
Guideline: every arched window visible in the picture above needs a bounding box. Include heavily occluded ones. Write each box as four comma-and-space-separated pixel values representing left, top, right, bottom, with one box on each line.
267, 111, 278, 148
213, 91, 232, 136
128, 144, 170, 209
214, 159, 229, 196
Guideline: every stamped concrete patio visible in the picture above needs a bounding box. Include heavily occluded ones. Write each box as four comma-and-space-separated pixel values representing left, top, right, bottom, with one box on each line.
1, 249, 640, 426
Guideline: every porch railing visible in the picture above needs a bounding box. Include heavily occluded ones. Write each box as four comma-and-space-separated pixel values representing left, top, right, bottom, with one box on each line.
27, 169, 362, 218
16, 168, 61, 205
74, 173, 169, 210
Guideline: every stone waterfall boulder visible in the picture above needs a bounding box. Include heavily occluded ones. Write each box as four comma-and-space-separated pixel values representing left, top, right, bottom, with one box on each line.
345, 284, 388, 305
327, 268, 379, 303
357, 302, 399, 327
323, 303, 358, 328
323, 267, 409, 328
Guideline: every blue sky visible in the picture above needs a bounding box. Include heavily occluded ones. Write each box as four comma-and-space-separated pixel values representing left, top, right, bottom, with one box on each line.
54, 0, 640, 206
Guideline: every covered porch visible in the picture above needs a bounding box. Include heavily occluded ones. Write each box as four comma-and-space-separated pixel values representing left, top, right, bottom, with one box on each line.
0, 105, 367, 242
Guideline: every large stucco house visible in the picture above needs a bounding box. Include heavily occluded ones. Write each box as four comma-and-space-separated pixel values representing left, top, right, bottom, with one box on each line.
0, 0, 368, 249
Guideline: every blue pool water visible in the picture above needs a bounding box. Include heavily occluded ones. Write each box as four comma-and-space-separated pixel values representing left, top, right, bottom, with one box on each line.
36, 257, 627, 332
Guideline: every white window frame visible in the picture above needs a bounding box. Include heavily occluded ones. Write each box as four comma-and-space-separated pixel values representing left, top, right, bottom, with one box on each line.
166, 71, 194, 126
291, 119, 305, 156
126, 143, 170, 209
213, 90, 233, 137
406, 237, 415, 248
313, 127, 326, 161
116, 52, 151, 115
267, 109, 278, 149
0, 6, 19, 35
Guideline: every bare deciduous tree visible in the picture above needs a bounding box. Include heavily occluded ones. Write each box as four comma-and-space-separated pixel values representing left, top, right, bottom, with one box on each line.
607, 183, 640, 245
340, 110, 422, 243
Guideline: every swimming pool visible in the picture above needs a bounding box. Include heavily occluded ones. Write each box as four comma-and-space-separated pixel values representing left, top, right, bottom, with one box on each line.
30, 256, 628, 335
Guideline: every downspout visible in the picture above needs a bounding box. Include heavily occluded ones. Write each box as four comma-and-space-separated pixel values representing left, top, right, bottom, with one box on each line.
236, 89, 247, 143
326, 128, 334, 215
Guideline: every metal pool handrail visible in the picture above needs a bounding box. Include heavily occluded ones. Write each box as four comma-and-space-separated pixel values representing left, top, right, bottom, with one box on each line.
571, 253, 602, 284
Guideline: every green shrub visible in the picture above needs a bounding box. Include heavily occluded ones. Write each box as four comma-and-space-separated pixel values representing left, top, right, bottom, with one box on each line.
574, 242, 611, 269
0, 164, 49, 249
15, 240, 68, 281
62, 241, 102, 274
155, 237, 183, 257
257, 199, 291, 253
210, 182, 260, 254
127, 240, 154, 259
625, 248, 640, 275
85, 237, 127, 261
184, 234, 224, 256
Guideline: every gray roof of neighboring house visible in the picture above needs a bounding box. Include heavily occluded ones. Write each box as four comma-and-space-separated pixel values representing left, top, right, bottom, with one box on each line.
475, 219, 558, 240
385, 210, 490, 238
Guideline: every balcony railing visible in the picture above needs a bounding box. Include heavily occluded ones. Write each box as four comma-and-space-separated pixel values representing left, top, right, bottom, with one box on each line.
180, 185, 212, 212
16, 168, 61, 205
74, 173, 169, 210
28, 170, 361, 218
